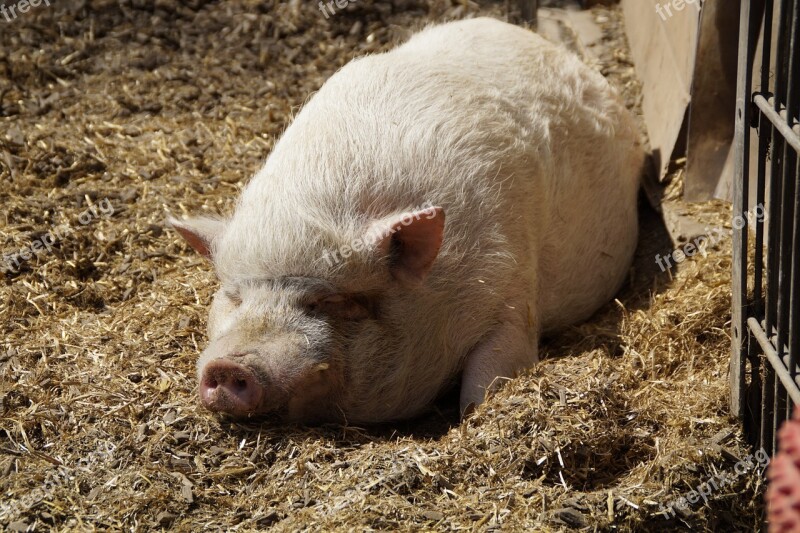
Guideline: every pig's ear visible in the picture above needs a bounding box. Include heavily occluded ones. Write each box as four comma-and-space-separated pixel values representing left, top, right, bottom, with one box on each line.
371, 206, 445, 286
168, 215, 226, 259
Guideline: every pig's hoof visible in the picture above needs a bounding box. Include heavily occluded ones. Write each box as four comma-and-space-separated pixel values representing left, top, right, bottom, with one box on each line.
199, 360, 263, 416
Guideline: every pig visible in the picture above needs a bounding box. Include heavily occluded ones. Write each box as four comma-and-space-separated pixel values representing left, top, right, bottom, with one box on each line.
169, 17, 644, 424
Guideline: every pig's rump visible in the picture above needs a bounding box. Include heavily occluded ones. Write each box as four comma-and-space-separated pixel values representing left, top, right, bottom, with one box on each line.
399, 18, 642, 332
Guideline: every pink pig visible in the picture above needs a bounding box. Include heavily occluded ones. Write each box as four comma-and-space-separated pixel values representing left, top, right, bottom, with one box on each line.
170, 17, 643, 423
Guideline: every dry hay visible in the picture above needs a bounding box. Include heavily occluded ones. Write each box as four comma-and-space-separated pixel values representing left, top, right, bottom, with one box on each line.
0, 1, 764, 531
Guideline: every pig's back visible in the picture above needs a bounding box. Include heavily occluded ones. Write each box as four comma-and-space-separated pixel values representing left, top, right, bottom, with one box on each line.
237, 17, 641, 332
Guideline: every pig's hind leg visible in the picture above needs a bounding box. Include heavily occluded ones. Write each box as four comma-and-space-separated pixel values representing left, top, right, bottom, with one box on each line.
459, 302, 539, 416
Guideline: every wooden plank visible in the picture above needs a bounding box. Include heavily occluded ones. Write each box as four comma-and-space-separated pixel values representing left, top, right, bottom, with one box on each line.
621, 0, 700, 182
684, 0, 742, 201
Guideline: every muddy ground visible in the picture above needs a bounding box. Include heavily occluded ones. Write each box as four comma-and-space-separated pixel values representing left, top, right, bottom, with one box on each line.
0, 1, 764, 531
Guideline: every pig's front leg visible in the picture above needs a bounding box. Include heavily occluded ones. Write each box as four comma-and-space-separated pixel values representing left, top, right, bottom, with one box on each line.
459, 305, 539, 416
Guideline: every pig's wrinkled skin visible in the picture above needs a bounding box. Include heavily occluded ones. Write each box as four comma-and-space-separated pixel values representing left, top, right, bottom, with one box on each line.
170, 17, 644, 424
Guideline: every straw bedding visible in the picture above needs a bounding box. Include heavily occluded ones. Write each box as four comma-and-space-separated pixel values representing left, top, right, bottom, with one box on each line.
0, 1, 764, 531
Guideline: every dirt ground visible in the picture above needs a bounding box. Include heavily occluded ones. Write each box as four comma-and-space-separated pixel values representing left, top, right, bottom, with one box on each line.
0, 1, 765, 531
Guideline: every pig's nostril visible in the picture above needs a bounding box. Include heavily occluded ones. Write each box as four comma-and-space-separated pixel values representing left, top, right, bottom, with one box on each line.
234, 379, 247, 390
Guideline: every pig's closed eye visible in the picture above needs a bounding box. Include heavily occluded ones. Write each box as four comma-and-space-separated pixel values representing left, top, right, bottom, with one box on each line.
224, 289, 242, 306
307, 295, 370, 320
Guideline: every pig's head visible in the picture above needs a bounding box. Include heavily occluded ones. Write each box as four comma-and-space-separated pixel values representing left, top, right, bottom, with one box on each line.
169, 203, 445, 423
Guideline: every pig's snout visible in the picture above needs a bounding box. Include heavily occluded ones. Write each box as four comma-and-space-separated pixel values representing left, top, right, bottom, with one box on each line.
199, 360, 264, 415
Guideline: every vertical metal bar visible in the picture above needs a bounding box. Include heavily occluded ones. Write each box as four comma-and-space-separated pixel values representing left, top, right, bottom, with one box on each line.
790, 158, 800, 422
752, 0, 775, 448
781, 0, 800, 419
754, 0, 774, 324
762, 0, 780, 454
784, 0, 800, 416
769, 0, 791, 336
773, 0, 792, 436
733, 0, 758, 420
763, 342, 776, 453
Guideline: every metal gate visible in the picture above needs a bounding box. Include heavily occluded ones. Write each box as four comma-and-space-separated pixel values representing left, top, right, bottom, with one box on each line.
731, 0, 800, 454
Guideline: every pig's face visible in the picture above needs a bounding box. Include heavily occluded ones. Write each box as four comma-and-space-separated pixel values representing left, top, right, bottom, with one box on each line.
169, 205, 444, 423
198, 277, 378, 422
